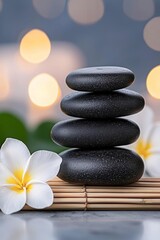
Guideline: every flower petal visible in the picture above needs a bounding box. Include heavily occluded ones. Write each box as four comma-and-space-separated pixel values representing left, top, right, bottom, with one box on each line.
127, 105, 154, 141
23, 150, 62, 182
26, 182, 53, 209
0, 138, 30, 174
0, 186, 26, 214
145, 152, 160, 177
148, 123, 160, 152
0, 163, 18, 186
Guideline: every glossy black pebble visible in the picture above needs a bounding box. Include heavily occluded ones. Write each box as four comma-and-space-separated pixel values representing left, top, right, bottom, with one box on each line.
52, 119, 140, 148
61, 89, 145, 119
58, 148, 144, 185
66, 66, 134, 92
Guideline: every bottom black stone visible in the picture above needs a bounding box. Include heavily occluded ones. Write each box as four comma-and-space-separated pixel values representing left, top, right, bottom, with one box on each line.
58, 148, 144, 186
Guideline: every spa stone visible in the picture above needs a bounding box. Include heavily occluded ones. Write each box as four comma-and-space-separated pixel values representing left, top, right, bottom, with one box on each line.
51, 66, 145, 185
52, 118, 140, 148
61, 89, 145, 119
66, 66, 134, 92
58, 148, 144, 185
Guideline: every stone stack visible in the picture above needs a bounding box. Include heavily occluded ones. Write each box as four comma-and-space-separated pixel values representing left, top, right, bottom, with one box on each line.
51, 66, 145, 185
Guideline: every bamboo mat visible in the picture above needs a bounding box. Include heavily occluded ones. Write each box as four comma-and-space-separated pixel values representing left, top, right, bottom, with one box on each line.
23, 178, 160, 211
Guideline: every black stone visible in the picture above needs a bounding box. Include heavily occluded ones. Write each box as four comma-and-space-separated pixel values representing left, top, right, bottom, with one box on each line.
58, 148, 144, 185
52, 118, 140, 148
66, 66, 134, 92
61, 89, 145, 119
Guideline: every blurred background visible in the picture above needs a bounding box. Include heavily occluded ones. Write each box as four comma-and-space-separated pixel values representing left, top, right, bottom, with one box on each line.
0, 0, 160, 152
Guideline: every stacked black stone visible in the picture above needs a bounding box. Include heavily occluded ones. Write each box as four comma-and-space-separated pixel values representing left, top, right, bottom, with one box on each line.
51, 66, 145, 185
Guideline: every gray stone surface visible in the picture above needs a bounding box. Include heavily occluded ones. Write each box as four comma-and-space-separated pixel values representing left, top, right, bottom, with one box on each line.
1, 211, 160, 240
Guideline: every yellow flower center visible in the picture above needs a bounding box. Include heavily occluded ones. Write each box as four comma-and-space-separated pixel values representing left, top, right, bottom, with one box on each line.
135, 139, 152, 159
7, 169, 32, 193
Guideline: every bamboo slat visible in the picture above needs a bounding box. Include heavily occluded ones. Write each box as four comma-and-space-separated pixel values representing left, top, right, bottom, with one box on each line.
23, 178, 160, 211
23, 204, 160, 211
23, 204, 85, 210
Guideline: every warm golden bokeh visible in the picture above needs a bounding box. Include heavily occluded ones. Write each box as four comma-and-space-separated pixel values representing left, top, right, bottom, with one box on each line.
146, 66, 160, 99
28, 73, 60, 107
0, 66, 10, 100
20, 29, 51, 63
68, 0, 104, 25
144, 17, 160, 51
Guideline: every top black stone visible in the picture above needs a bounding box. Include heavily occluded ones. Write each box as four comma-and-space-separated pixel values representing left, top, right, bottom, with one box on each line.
66, 66, 135, 92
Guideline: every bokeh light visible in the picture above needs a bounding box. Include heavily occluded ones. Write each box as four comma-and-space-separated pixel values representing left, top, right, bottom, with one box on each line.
123, 0, 154, 21
0, 0, 3, 12
20, 29, 51, 63
28, 73, 60, 107
146, 66, 160, 99
144, 17, 160, 51
40, 41, 85, 96
0, 65, 10, 100
32, 0, 66, 19
68, 0, 104, 25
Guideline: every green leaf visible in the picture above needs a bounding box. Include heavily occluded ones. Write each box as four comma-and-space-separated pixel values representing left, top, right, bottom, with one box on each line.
0, 112, 28, 146
29, 120, 67, 154
32, 120, 57, 141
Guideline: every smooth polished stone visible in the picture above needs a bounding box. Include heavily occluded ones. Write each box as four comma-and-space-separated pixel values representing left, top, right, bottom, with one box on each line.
52, 119, 140, 148
66, 66, 134, 92
58, 148, 144, 185
61, 89, 145, 118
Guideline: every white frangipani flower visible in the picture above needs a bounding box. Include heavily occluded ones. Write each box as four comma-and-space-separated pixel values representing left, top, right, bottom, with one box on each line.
0, 138, 62, 214
128, 105, 160, 177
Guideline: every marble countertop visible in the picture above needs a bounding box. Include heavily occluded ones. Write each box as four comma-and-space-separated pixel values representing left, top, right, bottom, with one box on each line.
0, 211, 160, 240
